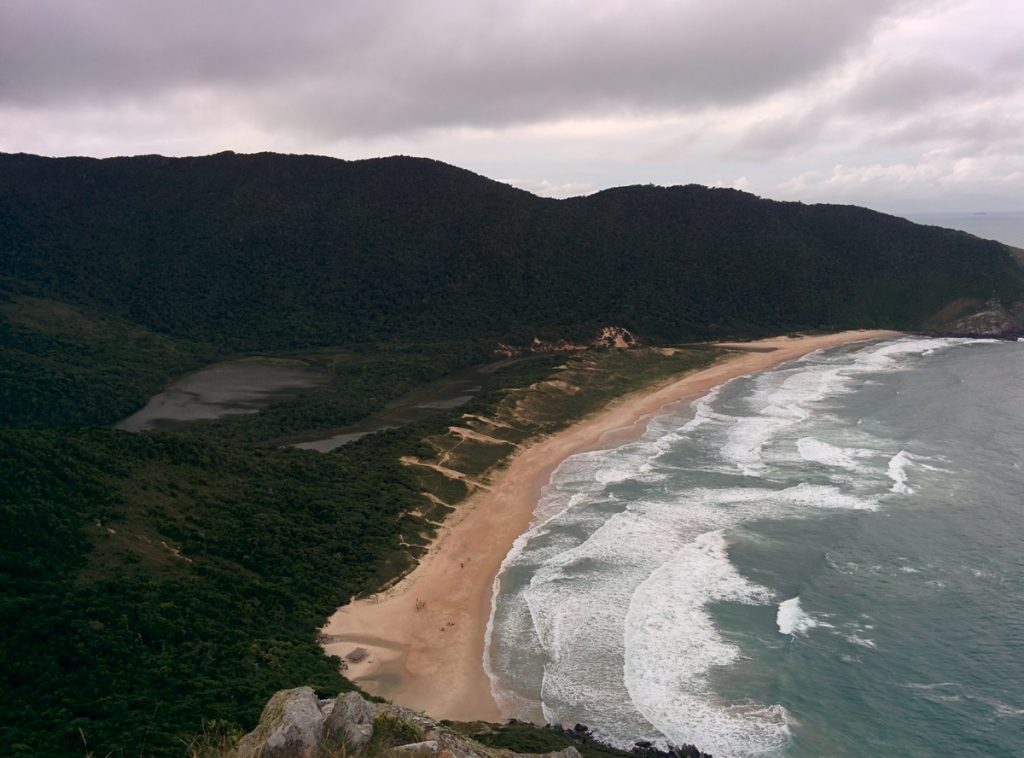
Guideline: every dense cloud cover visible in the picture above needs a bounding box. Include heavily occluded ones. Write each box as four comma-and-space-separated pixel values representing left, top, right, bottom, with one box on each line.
2, 0, 1022, 211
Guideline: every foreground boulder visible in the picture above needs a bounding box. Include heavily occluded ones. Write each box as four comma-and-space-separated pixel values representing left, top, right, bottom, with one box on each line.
234, 686, 324, 758
323, 690, 375, 750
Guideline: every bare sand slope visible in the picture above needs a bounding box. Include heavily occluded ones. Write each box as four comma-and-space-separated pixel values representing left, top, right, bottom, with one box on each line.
320, 330, 900, 721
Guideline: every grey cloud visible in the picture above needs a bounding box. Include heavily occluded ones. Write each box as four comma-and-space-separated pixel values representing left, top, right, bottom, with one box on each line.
848, 46, 1024, 156
732, 108, 829, 159
869, 111, 1024, 159
503, 178, 596, 199
873, 111, 1021, 146
1, 0, 907, 136
730, 46, 1013, 162
992, 44, 1024, 73
842, 57, 981, 115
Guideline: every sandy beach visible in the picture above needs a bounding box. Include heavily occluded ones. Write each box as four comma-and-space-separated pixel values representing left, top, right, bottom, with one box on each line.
319, 330, 900, 722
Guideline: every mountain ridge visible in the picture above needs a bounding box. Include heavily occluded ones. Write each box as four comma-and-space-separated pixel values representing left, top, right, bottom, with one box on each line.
3, 151, 1022, 756
3, 151, 1021, 355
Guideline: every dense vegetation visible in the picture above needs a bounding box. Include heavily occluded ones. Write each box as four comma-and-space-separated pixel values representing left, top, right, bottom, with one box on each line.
470, 721, 634, 758
167, 341, 492, 446
0, 293, 496, 431
0, 294, 211, 427
2, 151, 1023, 756
2, 151, 1021, 356
1, 428, 403, 755
1, 341, 719, 756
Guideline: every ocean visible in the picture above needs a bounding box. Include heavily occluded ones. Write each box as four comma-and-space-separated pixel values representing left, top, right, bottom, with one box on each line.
485, 337, 1024, 757
901, 211, 1024, 249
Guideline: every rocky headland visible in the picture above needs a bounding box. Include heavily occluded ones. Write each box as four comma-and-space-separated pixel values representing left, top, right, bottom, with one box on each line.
227, 688, 712, 758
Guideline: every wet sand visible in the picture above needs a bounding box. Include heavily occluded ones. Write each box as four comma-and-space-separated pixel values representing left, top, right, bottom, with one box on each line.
319, 330, 900, 722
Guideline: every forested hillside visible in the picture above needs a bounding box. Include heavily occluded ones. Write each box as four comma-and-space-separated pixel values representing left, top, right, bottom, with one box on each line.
2, 151, 1021, 354
2, 151, 1023, 756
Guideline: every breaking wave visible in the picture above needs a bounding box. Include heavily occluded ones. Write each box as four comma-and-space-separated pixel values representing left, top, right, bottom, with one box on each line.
486, 337, 970, 756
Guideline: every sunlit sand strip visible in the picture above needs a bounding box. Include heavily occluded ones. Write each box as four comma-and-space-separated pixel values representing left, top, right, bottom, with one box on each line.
320, 330, 901, 722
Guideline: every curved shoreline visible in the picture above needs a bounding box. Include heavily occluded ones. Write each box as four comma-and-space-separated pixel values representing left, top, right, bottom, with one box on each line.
319, 330, 900, 721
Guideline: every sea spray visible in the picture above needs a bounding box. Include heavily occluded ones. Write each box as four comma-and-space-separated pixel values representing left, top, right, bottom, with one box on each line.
776, 597, 819, 635
623, 530, 787, 756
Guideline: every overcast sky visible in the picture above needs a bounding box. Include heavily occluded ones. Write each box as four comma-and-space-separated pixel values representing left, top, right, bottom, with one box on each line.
2, 0, 1022, 213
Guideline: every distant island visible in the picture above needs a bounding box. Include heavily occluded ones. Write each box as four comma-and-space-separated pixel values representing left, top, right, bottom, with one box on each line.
2, 151, 1023, 756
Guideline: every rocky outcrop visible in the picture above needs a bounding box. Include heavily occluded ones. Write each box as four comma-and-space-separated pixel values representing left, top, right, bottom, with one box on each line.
594, 326, 639, 350
234, 686, 324, 758
495, 326, 640, 356
323, 691, 375, 750
947, 298, 1024, 337
233, 688, 587, 758
926, 297, 1024, 338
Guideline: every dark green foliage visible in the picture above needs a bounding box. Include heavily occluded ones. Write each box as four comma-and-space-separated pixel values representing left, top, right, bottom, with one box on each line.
2, 152, 1021, 355
0, 294, 211, 427
170, 341, 490, 445
473, 722, 632, 758
3, 346, 682, 757
2, 151, 1022, 757
0, 429, 425, 756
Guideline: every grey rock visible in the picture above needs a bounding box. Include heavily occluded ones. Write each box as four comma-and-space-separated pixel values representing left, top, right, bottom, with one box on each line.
236, 686, 600, 758
393, 739, 439, 754
323, 690, 376, 750
506, 748, 582, 758
234, 686, 324, 758
434, 731, 494, 758
551, 749, 583, 758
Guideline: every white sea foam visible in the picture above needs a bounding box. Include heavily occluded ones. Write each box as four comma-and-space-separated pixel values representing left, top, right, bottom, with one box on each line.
905, 684, 1024, 717
595, 464, 640, 484
845, 634, 877, 649
679, 386, 726, 433
722, 415, 794, 474
773, 482, 877, 511
850, 337, 968, 372
623, 531, 789, 757
485, 335, 971, 752
776, 597, 817, 635
713, 336, 948, 475
720, 366, 845, 474
887, 450, 916, 493
796, 437, 861, 469
989, 700, 1024, 717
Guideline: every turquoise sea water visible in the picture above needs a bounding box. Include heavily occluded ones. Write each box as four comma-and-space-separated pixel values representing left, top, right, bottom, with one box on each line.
485, 337, 1024, 757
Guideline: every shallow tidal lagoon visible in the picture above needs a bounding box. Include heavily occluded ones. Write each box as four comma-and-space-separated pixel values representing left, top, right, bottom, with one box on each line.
486, 337, 1024, 757
116, 359, 329, 431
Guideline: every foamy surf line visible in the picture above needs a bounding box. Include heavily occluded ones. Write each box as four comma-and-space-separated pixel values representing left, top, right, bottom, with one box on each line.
319, 331, 899, 728
483, 334, 902, 715
484, 334, 996, 757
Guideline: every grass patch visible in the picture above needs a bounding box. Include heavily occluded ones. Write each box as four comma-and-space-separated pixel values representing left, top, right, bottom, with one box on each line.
365, 714, 425, 754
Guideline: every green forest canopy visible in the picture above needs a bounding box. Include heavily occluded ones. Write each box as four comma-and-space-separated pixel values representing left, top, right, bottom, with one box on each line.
2, 151, 1022, 354
3, 151, 1024, 756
